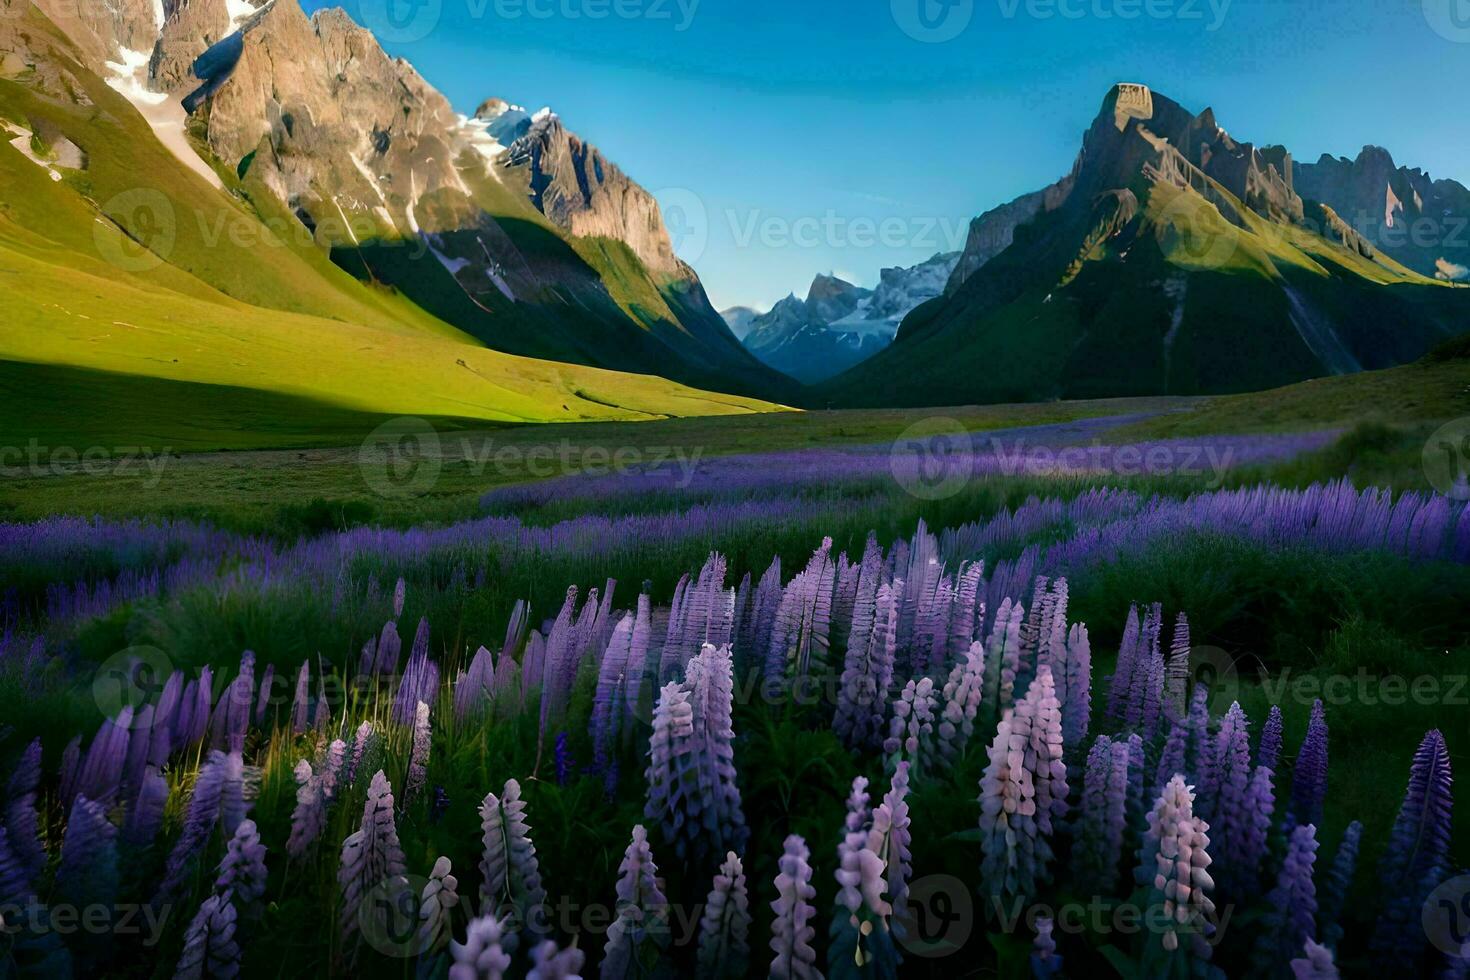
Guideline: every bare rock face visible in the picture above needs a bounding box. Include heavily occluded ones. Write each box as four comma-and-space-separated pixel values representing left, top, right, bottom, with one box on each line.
1296, 146, 1470, 280
501, 110, 683, 277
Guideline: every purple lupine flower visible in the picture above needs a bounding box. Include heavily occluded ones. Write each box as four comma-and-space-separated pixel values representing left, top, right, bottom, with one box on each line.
1125, 733, 1147, 847
1370, 730, 1454, 970
1105, 604, 1142, 728
978, 665, 1067, 905
5, 738, 45, 886
830, 781, 900, 978
883, 761, 914, 933
374, 620, 403, 676
1030, 915, 1062, 978
883, 676, 938, 778
1074, 735, 1130, 897
1155, 721, 1188, 800
553, 732, 573, 787
449, 914, 513, 980
156, 749, 249, 906
1237, 765, 1276, 895
175, 892, 240, 979
392, 617, 437, 726
338, 771, 407, 951
591, 614, 635, 784
1136, 605, 1166, 740
769, 834, 819, 980
123, 768, 169, 850
834, 578, 898, 753
1290, 939, 1340, 979
687, 644, 748, 857
346, 721, 373, 786
644, 680, 696, 857
287, 760, 326, 860
290, 661, 311, 736
251, 665, 273, 731
215, 819, 268, 918
1141, 775, 1217, 960
1317, 820, 1362, 950
1163, 612, 1191, 721
1290, 700, 1329, 830
407, 701, 432, 801
73, 709, 131, 807
1206, 703, 1255, 894
1254, 823, 1319, 973
984, 597, 1025, 723
602, 824, 670, 979
1186, 685, 1215, 809
56, 795, 119, 921
479, 778, 547, 935
1062, 622, 1091, 748
529, 939, 585, 980
936, 640, 986, 771
1258, 704, 1284, 771
0, 828, 31, 909
697, 851, 751, 980
416, 856, 460, 955
393, 577, 406, 619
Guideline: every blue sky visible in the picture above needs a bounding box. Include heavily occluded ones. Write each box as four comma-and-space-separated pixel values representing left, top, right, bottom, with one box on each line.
308, 0, 1470, 310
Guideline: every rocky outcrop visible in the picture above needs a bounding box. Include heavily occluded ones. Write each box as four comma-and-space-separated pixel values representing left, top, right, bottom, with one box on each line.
1296, 146, 1470, 280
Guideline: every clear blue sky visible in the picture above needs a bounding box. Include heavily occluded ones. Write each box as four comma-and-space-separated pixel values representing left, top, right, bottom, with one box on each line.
307, 0, 1470, 310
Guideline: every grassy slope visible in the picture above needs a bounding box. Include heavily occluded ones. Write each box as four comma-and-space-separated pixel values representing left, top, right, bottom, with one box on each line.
0, 9, 783, 433
821, 168, 1467, 407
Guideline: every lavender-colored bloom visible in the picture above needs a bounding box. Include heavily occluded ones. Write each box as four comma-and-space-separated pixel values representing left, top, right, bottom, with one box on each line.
479, 778, 547, 935
833, 580, 898, 753
1254, 823, 1319, 973
74, 709, 132, 807
1186, 684, 1214, 800
338, 771, 407, 950
1124, 733, 1146, 848
449, 914, 515, 980
156, 750, 256, 906
529, 940, 585, 980
394, 577, 407, 619
290, 661, 311, 735
1030, 916, 1062, 978
417, 856, 460, 954
56, 795, 119, 921
393, 617, 438, 726
215, 819, 268, 918
1317, 820, 1362, 951
1105, 604, 1142, 728
175, 893, 240, 980
1061, 622, 1091, 748
935, 640, 986, 770
407, 701, 432, 800
346, 721, 374, 786
983, 597, 1025, 724
5, 738, 45, 885
883, 676, 938, 778
554, 732, 573, 786
601, 824, 669, 979
1141, 775, 1216, 960
1370, 730, 1455, 970
591, 614, 636, 783
698, 851, 751, 980
769, 834, 819, 980
1290, 939, 1340, 980
1290, 700, 1329, 831
1155, 721, 1188, 800
124, 768, 169, 850
1206, 702, 1253, 891
287, 760, 326, 860
1163, 612, 1191, 721
684, 644, 748, 858
1074, 736, 1130, 897
1258, 704, 1284, 771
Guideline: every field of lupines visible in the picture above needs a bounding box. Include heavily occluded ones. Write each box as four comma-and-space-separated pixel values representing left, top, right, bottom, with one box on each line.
1, 424, 1469, 979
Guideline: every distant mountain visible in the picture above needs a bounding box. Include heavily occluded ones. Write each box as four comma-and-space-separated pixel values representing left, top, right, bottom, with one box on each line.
820, 83, 1469, 407
17, 0, 790, 402
1296, 147, 1470, 282
740, 255, 958, 384
720, 306, 762, 341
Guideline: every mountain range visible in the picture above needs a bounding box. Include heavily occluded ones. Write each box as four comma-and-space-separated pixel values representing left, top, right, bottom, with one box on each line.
723, 252, 958, 384
1, 2, 1467, 422
820, 83, 1470, 406
0, 0, 788, 434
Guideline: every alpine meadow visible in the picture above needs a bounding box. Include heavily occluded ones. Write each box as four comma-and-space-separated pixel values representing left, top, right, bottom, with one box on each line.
4, 0, 1470, 978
